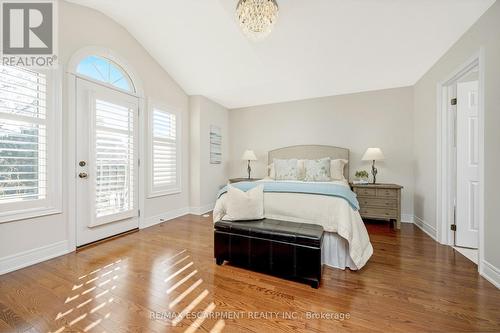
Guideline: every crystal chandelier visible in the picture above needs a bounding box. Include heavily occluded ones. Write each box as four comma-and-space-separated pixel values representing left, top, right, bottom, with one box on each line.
236, 0, 279, 40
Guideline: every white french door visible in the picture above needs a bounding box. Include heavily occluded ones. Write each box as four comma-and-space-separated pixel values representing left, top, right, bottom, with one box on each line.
76, 78, 139, 246
455, 80, 479, 249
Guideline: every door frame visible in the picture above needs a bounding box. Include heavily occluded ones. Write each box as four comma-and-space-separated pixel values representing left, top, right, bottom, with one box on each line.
436, 48, 485, 272
66, 46, 145, 251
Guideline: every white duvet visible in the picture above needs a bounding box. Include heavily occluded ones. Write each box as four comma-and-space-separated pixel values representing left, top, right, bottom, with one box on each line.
213, 180, 373, 269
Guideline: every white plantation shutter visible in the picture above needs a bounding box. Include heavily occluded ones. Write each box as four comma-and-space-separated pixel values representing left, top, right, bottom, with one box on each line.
0, 65, 61, 222
150, 108, 179, 195
93, 99, 136, 222
0, 66, 47, 201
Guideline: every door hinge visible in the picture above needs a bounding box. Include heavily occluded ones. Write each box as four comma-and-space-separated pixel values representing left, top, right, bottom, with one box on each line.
451, 205, 456, 231
451, 98, 457, 105
138, 209, 141, 217
138, 158, 141, 167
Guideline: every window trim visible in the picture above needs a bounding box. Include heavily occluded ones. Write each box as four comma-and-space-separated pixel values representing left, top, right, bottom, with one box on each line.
146, 100, 181, 198
0, 67, 63, 224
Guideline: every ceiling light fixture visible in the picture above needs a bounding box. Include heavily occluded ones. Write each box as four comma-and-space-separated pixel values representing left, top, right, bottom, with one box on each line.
236, 0, 279, 40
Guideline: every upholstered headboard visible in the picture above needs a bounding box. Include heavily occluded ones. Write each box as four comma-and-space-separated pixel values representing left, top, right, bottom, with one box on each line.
268, 145, 350, 179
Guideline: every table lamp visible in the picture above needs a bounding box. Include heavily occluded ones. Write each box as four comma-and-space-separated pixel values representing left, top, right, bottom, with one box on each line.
362, 148, 385, 184
241, 150, 257, 179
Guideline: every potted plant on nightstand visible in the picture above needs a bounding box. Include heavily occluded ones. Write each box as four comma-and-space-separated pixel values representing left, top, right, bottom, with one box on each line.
354, 170, 369, 184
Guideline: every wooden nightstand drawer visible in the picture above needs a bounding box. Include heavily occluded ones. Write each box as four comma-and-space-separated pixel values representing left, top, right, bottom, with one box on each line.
360, 207, 398, 218
376, 188, 398, 198
350, 183, 403, 229
354, 187, 376, 197
359, 197, 398, 208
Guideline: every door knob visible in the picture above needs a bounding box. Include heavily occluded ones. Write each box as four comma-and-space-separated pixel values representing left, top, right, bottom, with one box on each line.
79, 172, 88, 179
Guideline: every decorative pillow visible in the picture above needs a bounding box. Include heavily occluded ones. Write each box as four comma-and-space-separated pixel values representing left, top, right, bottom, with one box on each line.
297, 159, 306, 180
269, 160, 305, 180
267, 163, 276, 179
304, 158, 331, 181
331, 159, 348, 180
225, 185, 264, 221
273, 159, 299, 180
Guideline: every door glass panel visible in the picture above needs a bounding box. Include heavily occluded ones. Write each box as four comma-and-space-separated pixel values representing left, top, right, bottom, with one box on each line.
94, 99, 134, 219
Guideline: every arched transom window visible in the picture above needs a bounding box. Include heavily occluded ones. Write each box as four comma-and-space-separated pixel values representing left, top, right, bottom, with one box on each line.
76, 55, 134, 92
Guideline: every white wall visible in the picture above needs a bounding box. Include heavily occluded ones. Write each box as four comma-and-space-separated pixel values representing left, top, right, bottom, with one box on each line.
0, 0, 190, 273
189, 96, 229, 214
413, 1, 500, 285
228, 87, 415, 219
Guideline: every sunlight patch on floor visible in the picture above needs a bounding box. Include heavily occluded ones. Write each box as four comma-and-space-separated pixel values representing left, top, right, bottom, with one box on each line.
173, 289, 209, 326
165, 262, 194, 282
52, 259, 123, 332
169, 278, 203, 309
184, 302, 216, 333
163, 255, 190, 272
167, 270, 198, 294
159, 249, 226, 332
51, 249, 226, 332
162, 249, 188, 265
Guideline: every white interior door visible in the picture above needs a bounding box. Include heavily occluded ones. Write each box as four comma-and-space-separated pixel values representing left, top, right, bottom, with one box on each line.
455, 80, 479, 249
76, 79, 139, 246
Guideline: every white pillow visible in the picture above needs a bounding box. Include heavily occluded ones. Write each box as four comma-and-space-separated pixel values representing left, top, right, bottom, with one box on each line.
304, 158, 331, 181
297, 159, 306, 180
331, 159, 348, 180
267, 163, 276, 179
269, 160, 305, 180
273, 159, 299, 180
224, 185, 264, 221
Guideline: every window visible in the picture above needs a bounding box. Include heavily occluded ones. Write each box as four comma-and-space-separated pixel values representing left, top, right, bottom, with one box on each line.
77, 55, 134, 93
148, 106, 180, 197
0, 65, 61, 222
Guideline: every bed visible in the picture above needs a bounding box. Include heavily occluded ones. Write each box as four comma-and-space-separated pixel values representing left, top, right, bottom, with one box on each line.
213, 145, 373, 270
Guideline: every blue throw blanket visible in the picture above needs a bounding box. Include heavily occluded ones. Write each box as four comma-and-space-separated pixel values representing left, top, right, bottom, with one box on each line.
218, 181, 359, 211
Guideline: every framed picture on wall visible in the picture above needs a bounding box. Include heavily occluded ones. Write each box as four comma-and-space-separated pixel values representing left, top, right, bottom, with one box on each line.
210, 125, 222, 164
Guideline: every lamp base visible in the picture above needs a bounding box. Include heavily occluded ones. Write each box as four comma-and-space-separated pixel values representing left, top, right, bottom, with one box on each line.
371, 160, 378, 184
247, 160, 251, 179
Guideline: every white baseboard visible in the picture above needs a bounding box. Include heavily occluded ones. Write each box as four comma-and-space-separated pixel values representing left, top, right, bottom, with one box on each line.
401, 214, 414, 223
413, 215, 437, 240
0, 240, 71, 275
481, 260, 500, 289
189, 202, 214, 216
141, 207, 190, 229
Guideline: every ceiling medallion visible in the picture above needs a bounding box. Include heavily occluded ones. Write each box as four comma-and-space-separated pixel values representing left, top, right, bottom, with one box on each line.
236, 0, 279, 40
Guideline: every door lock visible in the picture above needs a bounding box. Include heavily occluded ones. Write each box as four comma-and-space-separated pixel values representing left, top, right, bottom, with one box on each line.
79, 172, 88, 179
79, 161, 86, 167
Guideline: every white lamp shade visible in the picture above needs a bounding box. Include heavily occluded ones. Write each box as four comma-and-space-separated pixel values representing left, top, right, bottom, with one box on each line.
241, 150, 257, 161
362, 148, 385, 161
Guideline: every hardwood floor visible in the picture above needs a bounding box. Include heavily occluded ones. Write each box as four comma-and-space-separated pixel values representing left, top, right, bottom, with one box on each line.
1, 215, 499, 333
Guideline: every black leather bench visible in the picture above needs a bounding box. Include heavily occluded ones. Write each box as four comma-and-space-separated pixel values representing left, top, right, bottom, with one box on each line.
214, 219, 324, 288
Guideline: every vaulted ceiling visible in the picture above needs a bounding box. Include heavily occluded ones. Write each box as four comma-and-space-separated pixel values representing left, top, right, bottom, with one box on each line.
67, 0, 495, 108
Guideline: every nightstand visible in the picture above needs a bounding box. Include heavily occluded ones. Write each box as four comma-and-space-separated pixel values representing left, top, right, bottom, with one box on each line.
351, 183, 403, 229
228, 178, 262, 184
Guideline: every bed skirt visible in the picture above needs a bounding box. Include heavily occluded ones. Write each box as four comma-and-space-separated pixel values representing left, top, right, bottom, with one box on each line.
322, 232, 358, 270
